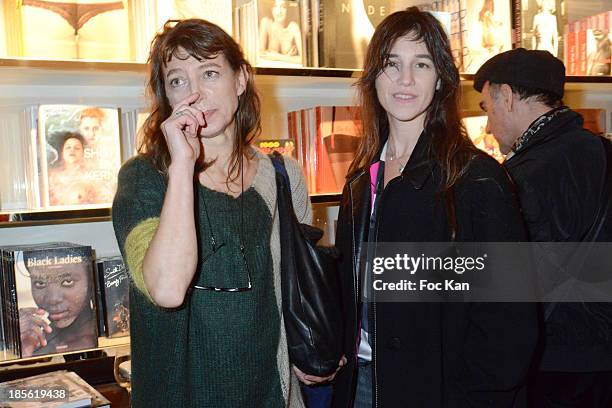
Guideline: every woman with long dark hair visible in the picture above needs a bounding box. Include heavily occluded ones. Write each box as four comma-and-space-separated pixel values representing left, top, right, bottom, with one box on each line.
112, 19, 317, 407
333, 8, 538, 407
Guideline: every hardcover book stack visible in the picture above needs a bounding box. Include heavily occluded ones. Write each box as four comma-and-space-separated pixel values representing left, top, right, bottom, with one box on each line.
288, 105, 362, 194
0, 243, 98, 359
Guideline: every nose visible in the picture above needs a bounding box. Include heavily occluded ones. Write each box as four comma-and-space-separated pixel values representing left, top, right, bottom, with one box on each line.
44, 285, 64, 307
188, 80, 207, 103
398, 65, 415, 85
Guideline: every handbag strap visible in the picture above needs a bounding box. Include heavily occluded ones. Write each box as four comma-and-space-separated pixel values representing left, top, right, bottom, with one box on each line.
270, 152, 293, 205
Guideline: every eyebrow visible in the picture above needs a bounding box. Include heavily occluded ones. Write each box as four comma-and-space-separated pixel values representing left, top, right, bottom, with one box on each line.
387, 53, 434, 60
165, 62, 222, 77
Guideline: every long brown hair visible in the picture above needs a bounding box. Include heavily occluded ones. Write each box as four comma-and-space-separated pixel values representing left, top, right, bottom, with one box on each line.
350, 8, 478, 190
139, 19, 261, 178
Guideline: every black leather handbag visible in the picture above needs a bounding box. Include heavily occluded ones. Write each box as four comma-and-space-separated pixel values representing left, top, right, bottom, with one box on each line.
270, 153, 344, 377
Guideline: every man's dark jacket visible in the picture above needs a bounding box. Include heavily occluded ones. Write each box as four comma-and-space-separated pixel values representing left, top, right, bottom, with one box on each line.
332, 132, 538, 407
503, 108, 612, 372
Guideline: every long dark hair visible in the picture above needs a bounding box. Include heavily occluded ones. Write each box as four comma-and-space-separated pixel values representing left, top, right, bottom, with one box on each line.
139, 19, 261, 178
350, 7, 478, 190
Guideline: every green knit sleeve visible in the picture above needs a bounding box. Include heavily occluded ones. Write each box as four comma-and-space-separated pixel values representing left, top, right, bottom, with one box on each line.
112, 157, 166, 303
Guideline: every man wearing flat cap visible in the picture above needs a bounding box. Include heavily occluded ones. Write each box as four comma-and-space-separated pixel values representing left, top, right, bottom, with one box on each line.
474, 48, 612, 407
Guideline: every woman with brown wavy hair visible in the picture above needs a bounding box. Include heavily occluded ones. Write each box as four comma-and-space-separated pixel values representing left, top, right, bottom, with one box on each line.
333, 8, 538, 407
112, 19, 316, 407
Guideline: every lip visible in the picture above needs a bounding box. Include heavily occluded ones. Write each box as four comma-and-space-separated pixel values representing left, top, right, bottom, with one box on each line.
202, 109, 216, 118
392, 92, 418, 102
48, 311, 69, 321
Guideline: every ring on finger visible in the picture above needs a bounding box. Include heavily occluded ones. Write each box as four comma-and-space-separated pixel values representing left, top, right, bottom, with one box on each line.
175, 110, 186, 117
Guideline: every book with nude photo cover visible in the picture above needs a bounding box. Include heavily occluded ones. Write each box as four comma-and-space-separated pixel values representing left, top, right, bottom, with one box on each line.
255, 0, 306, 67
11, 0, 130, 61
10, 243, 97, 358
37, 104, 122, 210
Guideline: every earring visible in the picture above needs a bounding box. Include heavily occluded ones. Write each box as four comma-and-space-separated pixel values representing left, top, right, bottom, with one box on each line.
435, 79, 441, 90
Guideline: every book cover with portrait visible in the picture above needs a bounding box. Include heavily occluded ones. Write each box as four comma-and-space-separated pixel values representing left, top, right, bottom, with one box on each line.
459, 0, 512, 73
256, 0, 306, 67
461, 114, 505, 163
37, 104, 122, 210
96, 257, 130, 338
13, 243, 97, 358
518, 0, 567, 61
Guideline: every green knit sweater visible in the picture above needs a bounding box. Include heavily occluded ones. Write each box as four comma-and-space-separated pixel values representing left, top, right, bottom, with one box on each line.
111, 153, 310, 408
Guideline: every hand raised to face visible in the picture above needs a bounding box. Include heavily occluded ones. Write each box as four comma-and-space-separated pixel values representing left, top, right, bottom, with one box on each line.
161, 92, 207, 167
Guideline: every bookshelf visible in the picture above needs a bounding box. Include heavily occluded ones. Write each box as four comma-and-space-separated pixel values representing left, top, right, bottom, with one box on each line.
0, 55, 610, 396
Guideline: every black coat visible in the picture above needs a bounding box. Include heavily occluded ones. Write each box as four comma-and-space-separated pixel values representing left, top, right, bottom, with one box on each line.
333, 132, 539, 407
504, 108, 612, 372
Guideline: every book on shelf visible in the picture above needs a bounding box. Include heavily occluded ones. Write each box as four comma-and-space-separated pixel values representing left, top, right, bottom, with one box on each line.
0, 243, 98, 359
256, 139, 298, 157
12, 0, 130, 61
461, 114, 505, 163
413, 1, 461, 68
0, 106, 38, 213
288, 106, 362, 194
318, 0, 379, 69
564, 10, 612, 76
37, 105, 122, 210
318, 1, 457, 69
460, 0, 512, 74
0, 370, 110, 408
575, 108, 607, 135
234, 0, 307, 67
95, 257, 130, 339
164, 0, 233, 35
515, 0, 567, 61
